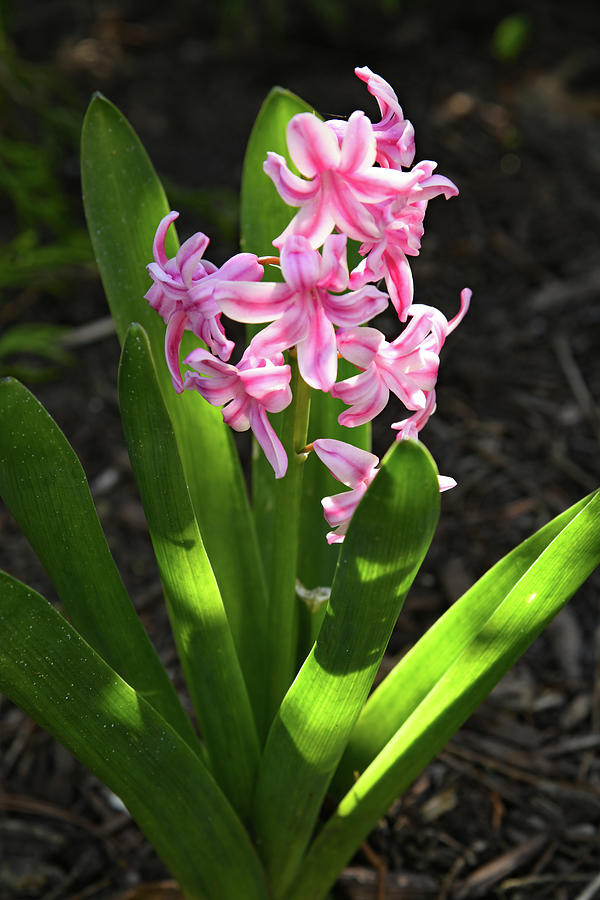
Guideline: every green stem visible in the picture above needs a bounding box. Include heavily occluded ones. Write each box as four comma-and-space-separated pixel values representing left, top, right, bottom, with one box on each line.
264, 354, 311, 723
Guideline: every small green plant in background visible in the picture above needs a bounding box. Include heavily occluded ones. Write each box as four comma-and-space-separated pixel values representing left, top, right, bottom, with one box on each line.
491, 13, 531, 61
0, 21, 94, 293
1, 66, 599, 900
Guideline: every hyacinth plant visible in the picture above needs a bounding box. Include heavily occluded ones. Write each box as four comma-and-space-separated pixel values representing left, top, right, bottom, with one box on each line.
1, 68, 599, 900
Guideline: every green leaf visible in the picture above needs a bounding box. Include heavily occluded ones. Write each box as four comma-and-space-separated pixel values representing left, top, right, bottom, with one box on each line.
252, 441, 441, 896
0, 572, 269, 900
0, 377, 197, 750
333, 489, 599, 793
81, 94, 269, 737
288, 489, 600, 900
118, 324, 260, 818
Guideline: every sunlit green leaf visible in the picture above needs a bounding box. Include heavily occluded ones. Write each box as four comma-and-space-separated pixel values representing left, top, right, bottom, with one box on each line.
288, 489, 600, 900
118, 324, 260, 818
81, 94, 269, 737
253, 441, 440, 896
334, 489, 600, 793
0, 572, 269, 900
0, 377, 197, 750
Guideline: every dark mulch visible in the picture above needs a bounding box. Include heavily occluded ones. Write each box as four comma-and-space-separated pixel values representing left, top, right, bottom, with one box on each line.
2, 1, 600, 897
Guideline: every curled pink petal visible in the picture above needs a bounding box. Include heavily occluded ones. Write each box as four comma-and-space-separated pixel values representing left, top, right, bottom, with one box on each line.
152, 211, 179, 267
324, 283, 389, 328
322, 485, 367, 528
176, 232, 210, 288
249, 405, 288, 479
164, 309, 187, 393
313, 438, 379, 543
239, 362, 292, 411
263, 152, 321, 205
334, 369, 390, 428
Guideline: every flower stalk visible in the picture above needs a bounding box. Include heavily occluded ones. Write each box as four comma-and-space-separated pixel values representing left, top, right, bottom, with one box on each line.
263, 351, 312, 720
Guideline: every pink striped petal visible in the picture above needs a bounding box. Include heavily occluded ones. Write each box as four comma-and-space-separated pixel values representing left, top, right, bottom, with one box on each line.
183, 369, 237, 407
183, 346, 231, 374
164, 309, 187, 393
272, 195, 336, 250
312, 438, 379, 488
152, 211, 179, 266
382, 245, 413, 319
280, 235, 321, 291
263, 152, 320, 205
287, 113, 340, 177
249, 304, 309, 359
318, 233, 349, 292
336, 326, 384, 368
296, 304, 338, 391
339, 111, 376, 173
324, 283, 388, 327
215, 281, 290, 323
239, 364, 292, 411
348, 166, 421, 203
218, 252, 264, 283
379, 367, 426, 410
355, 67, 403, 119
326, 175, 380, 241
249, 405, 288, 479
334, 369, 390, 427
144, 281, 176, 321
176, 232, 210, 288
321, 485, 366, 528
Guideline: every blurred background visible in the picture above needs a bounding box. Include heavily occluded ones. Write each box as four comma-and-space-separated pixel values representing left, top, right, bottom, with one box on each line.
2, 1, 600, 897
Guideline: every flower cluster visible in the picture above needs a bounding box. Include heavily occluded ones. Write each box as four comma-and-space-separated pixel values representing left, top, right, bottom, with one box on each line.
145, 66, 470, 541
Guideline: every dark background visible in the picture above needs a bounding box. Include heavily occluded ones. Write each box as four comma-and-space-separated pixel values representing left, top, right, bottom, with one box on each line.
1, 1, 600, 897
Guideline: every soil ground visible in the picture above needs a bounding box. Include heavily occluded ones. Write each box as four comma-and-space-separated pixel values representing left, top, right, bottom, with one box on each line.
2, 1, 600, 897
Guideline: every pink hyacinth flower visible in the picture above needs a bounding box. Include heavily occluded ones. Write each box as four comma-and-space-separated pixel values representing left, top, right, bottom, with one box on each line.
312, 439, 380, 544
216, 234, 389, 392
182, 347, 292, 478
327, 66, 416, 170
349, 163, 459, 320
334, 290, 470, 428
145, 211, 263, 392
264, 110, 425, 250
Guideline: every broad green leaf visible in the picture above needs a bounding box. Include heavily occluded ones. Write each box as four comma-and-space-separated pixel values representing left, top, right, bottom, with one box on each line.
81, 94, 269, 737
252, 441, 441, 896
288, 489, 600, 900
333, 489, 599, 794
118, 325, 260, 818
0, 377, 197, 751
0, 572, 269, 900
